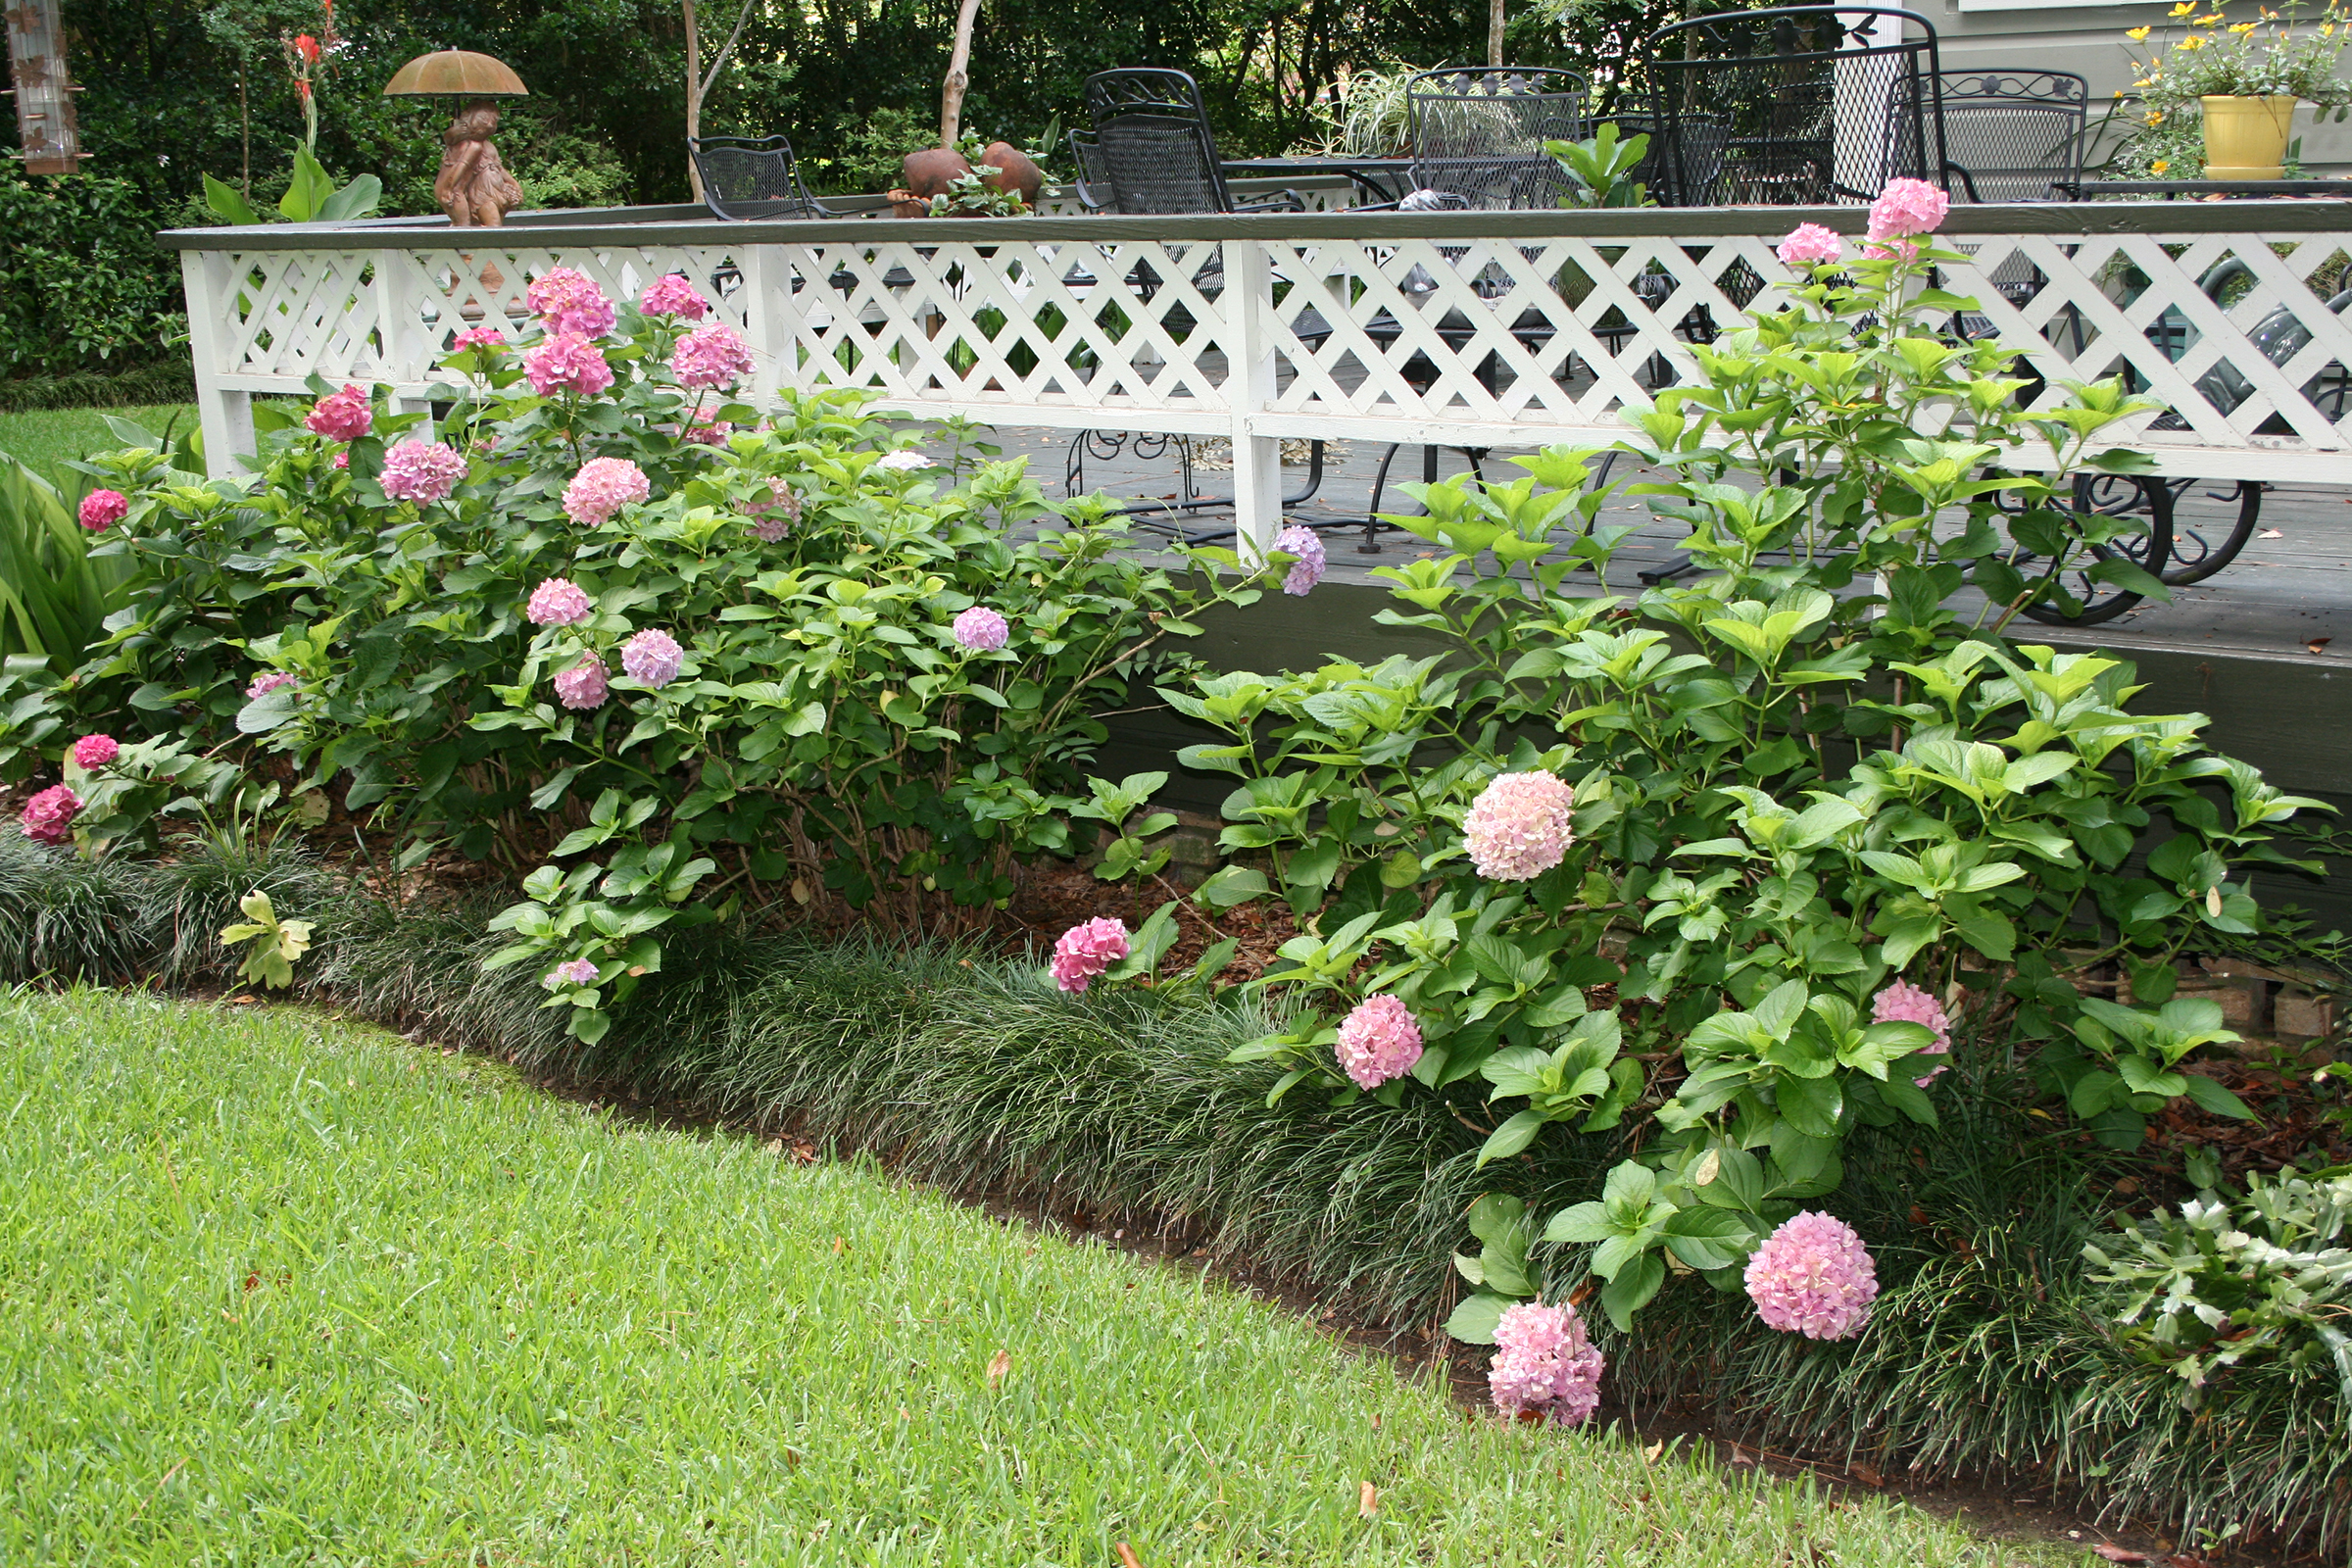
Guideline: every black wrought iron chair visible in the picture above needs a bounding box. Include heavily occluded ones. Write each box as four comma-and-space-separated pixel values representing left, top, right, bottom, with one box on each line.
1923, 69, 2087, 202
1064, 68, 1328, 541
1403, 67, 1590, 211
1641, 6, 1946, 208
688, 135, 842, 221
1083, 69, 1304, 217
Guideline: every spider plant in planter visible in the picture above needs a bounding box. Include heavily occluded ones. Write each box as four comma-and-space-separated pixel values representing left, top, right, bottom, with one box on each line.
2122, 0, 2352, 178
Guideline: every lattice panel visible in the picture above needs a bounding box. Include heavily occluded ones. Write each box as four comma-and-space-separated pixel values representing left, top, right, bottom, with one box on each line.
783, 239, 1237, 416
184, 219, 2352, 484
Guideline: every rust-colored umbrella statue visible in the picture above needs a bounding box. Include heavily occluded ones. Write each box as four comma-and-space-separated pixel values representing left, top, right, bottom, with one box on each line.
384, 50, 529, 228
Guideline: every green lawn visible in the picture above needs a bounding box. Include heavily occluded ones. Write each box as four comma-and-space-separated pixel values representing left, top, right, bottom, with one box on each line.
0, 405, 194, 494
1, 989, 2052, 1565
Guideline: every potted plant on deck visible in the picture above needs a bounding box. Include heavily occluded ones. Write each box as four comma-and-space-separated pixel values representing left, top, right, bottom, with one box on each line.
2123, 0, 2352, 179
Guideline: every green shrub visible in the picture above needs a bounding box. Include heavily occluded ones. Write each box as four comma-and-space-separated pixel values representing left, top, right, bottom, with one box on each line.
0, 169, 185, 378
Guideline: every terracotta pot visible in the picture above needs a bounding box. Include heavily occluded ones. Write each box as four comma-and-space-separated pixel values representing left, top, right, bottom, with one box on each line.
978, 142, 1045, 206
2200, 94, 2299, 179
901, 147, 973, 200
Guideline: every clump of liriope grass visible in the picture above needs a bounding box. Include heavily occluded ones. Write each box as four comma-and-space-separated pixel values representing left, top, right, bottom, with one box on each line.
0, 836, 147, 980
1599, 1052, 2352, 1558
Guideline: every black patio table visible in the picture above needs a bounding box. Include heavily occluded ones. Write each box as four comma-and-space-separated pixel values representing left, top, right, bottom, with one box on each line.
1220, 155, 1418, 205
2054, 178, 2352, 200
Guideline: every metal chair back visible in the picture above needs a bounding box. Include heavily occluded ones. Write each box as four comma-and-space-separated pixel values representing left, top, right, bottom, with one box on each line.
1913, 69, 2088, 202
1083, 68, 1244, 215
688, 134, 831, 221
1403, 67, 1590, 210
1640, 6, 1945, 206
1067, 129, 1116, 212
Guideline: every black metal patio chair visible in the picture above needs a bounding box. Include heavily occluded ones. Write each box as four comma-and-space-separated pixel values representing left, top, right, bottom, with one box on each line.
688, 134, 842, 221
1641, 6, 1946, 208
1403, 67, 1591, 212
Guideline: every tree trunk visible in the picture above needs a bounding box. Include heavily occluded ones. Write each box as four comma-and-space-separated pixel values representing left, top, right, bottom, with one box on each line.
1489, 0, 1504, 66
939, 0, 984, 148
683, 0, 704, 202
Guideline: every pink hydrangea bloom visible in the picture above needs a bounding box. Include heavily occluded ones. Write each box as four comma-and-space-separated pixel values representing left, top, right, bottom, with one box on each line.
953, 606, 1009, 652
640, 273, 710, 319
1867, 177, 1949, 241
671, 322, 755, 390
524, 267, 616, 337
545, 957, 601, 989
1872, 978, 1953, 1086
525, 577, 596, 627
304, 383, 372, 441
553, 655, 611, 711
1487, 1300, 1605, 1425
379, 439, 468, 504
1745, 1211, 1879, 1341
562, 457, 651, 526
1050, 916, 1129, 994
451, 325, 507, 354
246, 671, 299, 701
332, 450, 350, 470
524, 333, 616, 398
1776, 222, 1843, 268
620, 628, 684, 688
747, 485, 800, 542
682, 420, 732, 447
1335, 994, 1422, 1090
1463, 770, 1575, 881
1274, 523, 1326, 596
20, 783, 81, 845
71, 734, 120, 770
77, 489, 127, 531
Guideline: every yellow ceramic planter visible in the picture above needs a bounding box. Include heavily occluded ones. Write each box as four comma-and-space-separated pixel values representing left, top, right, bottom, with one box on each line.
2200, 94, 2300, 179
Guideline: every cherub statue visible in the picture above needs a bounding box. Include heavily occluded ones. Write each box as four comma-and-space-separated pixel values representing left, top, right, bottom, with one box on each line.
435, 98, 524, 227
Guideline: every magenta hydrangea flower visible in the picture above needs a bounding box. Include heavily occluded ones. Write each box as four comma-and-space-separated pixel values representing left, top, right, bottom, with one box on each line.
1335, 994, 1422, 1090
682, 420, 732, 447
1274, 523, 1326, 596
1050, 916, 1129, 994
747, 485, 800, 542
953, 606, 1009, 652
640, 273, 710, 319
20, 783, 81, 846
1487, 1300, 1605, 1425
544, 957, 601, 990
451, 325, 506, 354
71, 734, 120, 770
553, 655, 611, 711
1872, 978, 1953, 1086
1745, 1211, 1879, 1341
524, 267, 616, 337
1868, 177, 1950, 242
77, 489, 127, 531
1463, 770, 1575, 882
523, 333, 615, 398
671, 322, 755, 390
562, 457, 651, 526
620, 628, 684, 688
333, 451, 350, 470
246, 671, 299, 701
303, 383, 372, 441
378, 439, 468, 504
525, 577, 596, 627
1776, 222, 1843, 269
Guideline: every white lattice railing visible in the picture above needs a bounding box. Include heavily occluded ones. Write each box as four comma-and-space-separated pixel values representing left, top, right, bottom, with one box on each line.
170, 199, 2352, 549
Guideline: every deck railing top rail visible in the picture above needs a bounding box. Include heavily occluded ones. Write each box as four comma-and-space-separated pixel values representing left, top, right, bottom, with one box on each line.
172, 198, 2352, 546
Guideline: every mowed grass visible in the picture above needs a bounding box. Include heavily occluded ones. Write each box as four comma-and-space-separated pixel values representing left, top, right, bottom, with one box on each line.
1, 990, 2055, 1566
0, 404, 194, 493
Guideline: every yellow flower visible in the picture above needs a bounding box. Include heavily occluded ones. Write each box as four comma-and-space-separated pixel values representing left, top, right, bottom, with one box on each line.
2146, 109, 2166, 122
2170, 1, 2195, 13
2178, 33, 2210, 47
2325, 21, 2338, 33
2152, 160, 2172, 173
2128, 23, 2153, 36
2229, 20, 2258, 30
